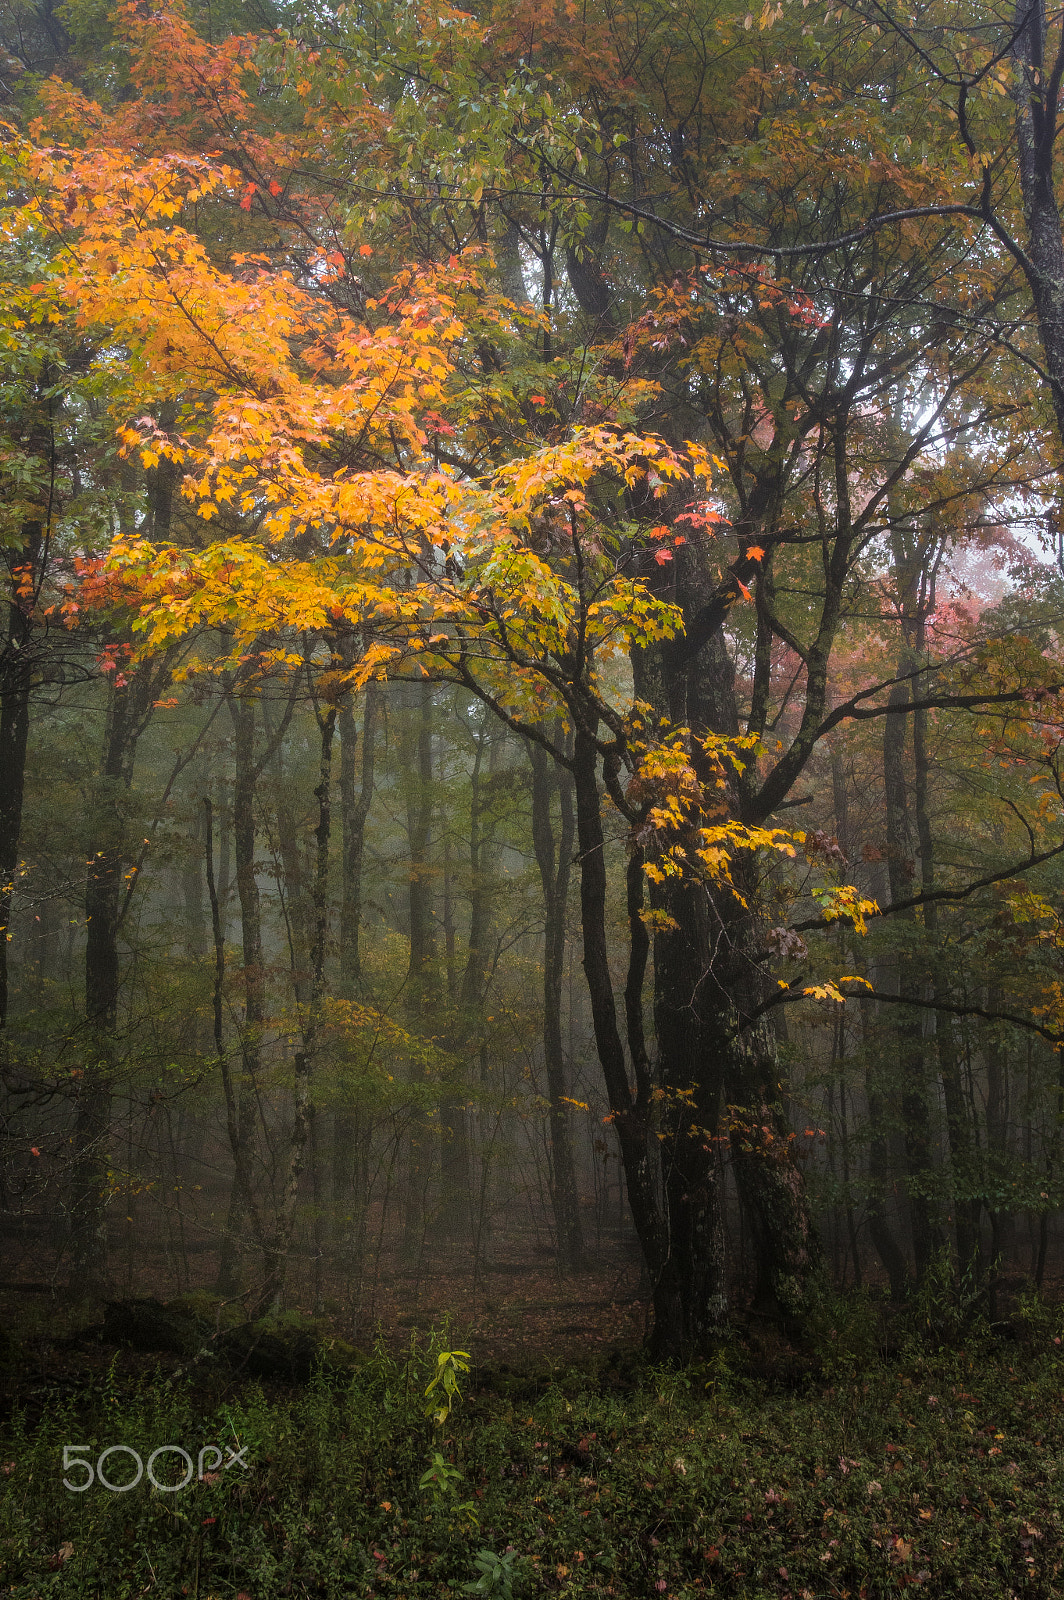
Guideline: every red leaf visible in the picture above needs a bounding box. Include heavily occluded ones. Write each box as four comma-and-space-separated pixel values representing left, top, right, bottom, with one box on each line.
676, 503, 727, 528
653, 549, 673, 565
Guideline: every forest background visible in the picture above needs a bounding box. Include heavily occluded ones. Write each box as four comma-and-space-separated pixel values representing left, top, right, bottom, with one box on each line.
4, 0, 1064, 1370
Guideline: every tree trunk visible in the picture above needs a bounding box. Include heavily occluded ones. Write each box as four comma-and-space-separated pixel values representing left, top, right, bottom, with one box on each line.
646, 868, 730, 1352
1012, 0, 1064, 464
716, 866, 820, 1332
831, 749, 907, 1292
401, 679, 437, 1261
261, 706, 336, 1312
438, 719, 493, 1238
217, 680, 294, 1296
637, 601, 820, 1351
0, 519, 40, 1031
571, 726, 666, 1290
70, 660, 158, 1294
216, 694, 263, 1296
912, 688, 982, 1272
984, 998, 1015, 1272
204, 796, 265, 1294
529, 735, 586, 1271
334, 683, 379, 1282
883, 672, 940, 1277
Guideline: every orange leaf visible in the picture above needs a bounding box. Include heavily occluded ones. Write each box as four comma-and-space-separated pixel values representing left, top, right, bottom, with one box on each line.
735, 577, 751, 600
358, 243, 373, 257
746, 545, 765, 562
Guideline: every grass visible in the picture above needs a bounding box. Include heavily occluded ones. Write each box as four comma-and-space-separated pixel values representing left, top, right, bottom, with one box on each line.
2, 1311, 1064, 1598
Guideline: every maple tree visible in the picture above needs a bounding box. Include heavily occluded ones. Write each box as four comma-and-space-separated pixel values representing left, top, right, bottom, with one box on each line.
3, 107, 835, 1338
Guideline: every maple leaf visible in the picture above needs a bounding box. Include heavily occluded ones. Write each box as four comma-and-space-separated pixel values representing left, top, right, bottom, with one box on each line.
653, 549, 673, 565
676, 502, 727, 528
746, 544, 765, 562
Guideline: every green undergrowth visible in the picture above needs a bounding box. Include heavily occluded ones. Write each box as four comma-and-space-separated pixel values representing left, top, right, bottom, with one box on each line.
2, 1321, 1064, 1598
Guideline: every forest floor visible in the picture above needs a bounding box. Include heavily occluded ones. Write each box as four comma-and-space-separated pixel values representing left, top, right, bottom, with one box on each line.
354, 1235, 651, 1364
3, 1306, 1064, 1598
0, 1222, 652, 1390
4, 1243, 1064, 1597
